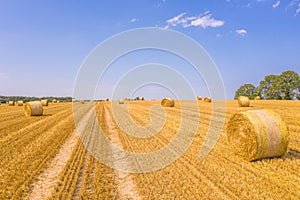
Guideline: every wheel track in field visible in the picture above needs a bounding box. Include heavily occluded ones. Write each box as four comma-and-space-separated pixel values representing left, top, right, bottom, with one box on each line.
116, 104, 239, 199
27, 105, 94, 200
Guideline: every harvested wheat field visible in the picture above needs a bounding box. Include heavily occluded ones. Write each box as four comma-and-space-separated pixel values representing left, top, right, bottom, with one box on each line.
0, 100, 300, 199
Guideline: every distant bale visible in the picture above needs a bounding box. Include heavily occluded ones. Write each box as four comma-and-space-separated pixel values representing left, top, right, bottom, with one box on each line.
203, 97, 211, 103
41, 99, 49, 106
119, 98, 125, 104
8, 101, 15, 106
52, 99, 57, 103
197, 96, 202, 101
137, 97, 144, 101
161, 97, 175, 107
57, 100, 60, 103
24, 101, 43, 116
80, 100, 84, 104
17, 101, 24, 106
105, 98, 109, 101
238, 96, 250, 107
227, 109, 289, 161
254, 96, 261, 100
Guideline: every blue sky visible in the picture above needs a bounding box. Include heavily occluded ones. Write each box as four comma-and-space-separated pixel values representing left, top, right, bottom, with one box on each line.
0, 0, 299, 99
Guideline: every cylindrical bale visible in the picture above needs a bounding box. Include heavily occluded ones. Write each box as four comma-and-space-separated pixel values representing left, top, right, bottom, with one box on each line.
227, 109, 289, 161
24, 101, 43, 116
41, 99, 49, 106
197, 96, 202, 101
17, 100, 23, 106
52, 99, 57, 103
8, 101, 15, 106
138, 96, 144, 101
80, 100, 84, 104
161, 97, 175, 107
203, 97, 211, 103
119, 98, 125, 104
105, 98, 109, 101
254, 96, 261, 100
238, 96, 250, 107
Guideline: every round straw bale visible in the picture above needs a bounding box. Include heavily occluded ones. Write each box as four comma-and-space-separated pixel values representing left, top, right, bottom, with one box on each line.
238, 96, 250, 107
80, 100, 84, 104
105, 98, 109, 101
52, 99, 57, 103
24, 101, 43, 116
138, 96, 144, 101
8, 101, 15, 106
254, 96, 261, 100
197, 96, 202, 100
161, 97, 175, 107
17, 100, 23, 106
203, 97, 211, 103
227, 109, 289, 161
119, 98, 125, 104
41, 99, 49, 106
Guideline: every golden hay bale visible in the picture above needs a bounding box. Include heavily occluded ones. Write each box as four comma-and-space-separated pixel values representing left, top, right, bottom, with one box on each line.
161, 97, 175, 107
254, 96, 261, 100
8, 101, 15, 106
52, 99, 57, 103
203, 97, 211, 103
119, 98, 125, 104
80, 100, 84, 104
17, 100, 23, 106
41, 99, 49, 106
24, 101, 43, 116
105, 98, 109, 101
197, 96, 202, 100
137, 96, 144, 101
238, 96, 250, 107
227, 109, 289, 161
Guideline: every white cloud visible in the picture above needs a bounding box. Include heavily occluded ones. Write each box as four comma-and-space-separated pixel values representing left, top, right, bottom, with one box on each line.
272, 1, 280, 8
297, 3, 300, 14
236, 29, 247, 36
165, 12, 224, 29
130, 18, 138, 23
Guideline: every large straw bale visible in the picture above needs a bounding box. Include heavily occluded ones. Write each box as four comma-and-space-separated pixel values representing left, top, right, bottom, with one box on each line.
227, 109, 289, 161
238, 96, 250, 107
8, 101, 15, 106
161, 97, 175, 107
203, 97, 211, 103
24, 101, 43, 116
119, 98, 125, 104
17, 100, 23, 106
41, 99, 49, 106
254, 96, 261, 100
197, 96, 202, 100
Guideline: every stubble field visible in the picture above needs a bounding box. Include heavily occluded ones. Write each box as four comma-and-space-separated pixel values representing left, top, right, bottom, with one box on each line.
0, 100, 299, 199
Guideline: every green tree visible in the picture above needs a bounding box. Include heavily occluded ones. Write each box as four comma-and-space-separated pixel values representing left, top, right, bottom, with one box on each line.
276, 70, 300, 100
259, 74, 281, 99
234, 84, 257, 99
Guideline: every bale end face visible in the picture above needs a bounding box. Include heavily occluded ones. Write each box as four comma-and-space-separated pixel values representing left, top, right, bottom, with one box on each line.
161, 97, 175, 107
238, 96, 250, 107
41, 99, 49, 106
24, 101, 43, 116
197, 96, 202, 101
226, 109, 289, 161
204, 97, 211, 103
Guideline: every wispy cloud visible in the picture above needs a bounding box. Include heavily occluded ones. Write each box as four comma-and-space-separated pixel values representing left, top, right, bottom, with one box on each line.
130, 18, 138, 23
236, 29, 247, 36
164, 12, 224, 29
272, 1, 280, 8
296, 3, 300, 14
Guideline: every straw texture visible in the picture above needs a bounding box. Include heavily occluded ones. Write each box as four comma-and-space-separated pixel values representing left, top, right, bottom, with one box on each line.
238, 96, 250, 107
24, 101, 43, 116
161, 97, 175, 107
204, 97, 211, 103
41, 99, 48, 106
227, 109, 289, 161
197, 96, 202, 100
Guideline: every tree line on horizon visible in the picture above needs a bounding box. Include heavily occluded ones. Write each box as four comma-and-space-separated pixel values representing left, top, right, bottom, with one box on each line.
234, 70, 300, 100
0, 96, 72, 103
